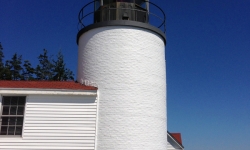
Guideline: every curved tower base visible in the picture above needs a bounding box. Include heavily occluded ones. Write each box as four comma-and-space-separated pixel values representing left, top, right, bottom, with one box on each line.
77, 26, 167, 150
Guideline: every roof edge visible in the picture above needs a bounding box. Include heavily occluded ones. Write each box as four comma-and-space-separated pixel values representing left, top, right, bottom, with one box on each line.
167, 131, 184, 149
0, 89, 97, 96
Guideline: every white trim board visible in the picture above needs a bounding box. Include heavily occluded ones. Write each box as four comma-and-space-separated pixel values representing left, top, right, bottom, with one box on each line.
0, 89, 97, 96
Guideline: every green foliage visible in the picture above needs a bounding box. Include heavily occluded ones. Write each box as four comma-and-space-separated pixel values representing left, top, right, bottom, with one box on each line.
36, 49, 54, 80
3, 60, 12, 80
0, 43, 4, 67
22, 60, 35, 80
0, 43, 74, 81
0, 43, 4, 79
53, 51, 74, 81
9, 53, 23, 80
52, 51, 65, 80
64, 68, 74, 81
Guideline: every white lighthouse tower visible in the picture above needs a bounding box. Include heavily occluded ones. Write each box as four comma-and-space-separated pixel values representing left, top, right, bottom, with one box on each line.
77, 0, 167, 149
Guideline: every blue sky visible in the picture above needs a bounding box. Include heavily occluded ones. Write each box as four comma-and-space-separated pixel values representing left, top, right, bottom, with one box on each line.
0, 0, 250, 150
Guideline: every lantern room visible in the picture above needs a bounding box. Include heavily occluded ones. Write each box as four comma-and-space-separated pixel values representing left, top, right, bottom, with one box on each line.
94, 0, 149, 23
77, 0, 166, 35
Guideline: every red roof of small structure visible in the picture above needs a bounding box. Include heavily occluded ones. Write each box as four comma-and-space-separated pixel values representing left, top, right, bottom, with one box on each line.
171, 133, 182, 145
0, 81, 97, 90
168, 131, 184, 148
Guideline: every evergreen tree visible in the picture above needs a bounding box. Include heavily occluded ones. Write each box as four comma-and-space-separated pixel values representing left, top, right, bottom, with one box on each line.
53, 51, 65, 81
22, 60, 35, 80
9, 53, 23, 80
0, 43, 3, 66
35, 49, 54, 80
53, 51, 74, 81
0, 43, 4, 79
0, 46, 74, 81
3, 60, 12, 80
63, 68, 74, 81
35, 65, 42, 80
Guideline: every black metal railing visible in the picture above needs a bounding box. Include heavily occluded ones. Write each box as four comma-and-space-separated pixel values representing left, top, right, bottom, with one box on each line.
78, 0, 166, 33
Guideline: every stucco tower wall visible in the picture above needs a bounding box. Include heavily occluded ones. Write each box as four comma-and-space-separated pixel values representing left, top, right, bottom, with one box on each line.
77, 26, 167, 150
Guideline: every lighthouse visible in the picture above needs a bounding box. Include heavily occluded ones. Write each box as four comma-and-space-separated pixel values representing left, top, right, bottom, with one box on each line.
77, 0, 167, 149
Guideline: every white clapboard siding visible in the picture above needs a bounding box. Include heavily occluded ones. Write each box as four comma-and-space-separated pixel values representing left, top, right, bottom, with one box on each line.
0, 94, 97, 150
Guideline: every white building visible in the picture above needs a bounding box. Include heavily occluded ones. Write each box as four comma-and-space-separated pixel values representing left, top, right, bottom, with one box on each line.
0, 81, 184, 150
0, 81, 97, 149
0, 0, 184, 149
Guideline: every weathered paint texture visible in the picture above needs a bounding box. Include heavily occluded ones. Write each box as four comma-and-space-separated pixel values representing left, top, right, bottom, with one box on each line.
77, 26, 167, 150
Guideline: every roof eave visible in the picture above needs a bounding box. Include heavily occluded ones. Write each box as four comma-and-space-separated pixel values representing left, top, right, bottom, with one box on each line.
167, 131, 184, 149
0, 88, 97, 96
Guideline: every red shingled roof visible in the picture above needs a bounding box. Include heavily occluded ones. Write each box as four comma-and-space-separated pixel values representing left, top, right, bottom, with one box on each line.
0, 81, 97, 90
